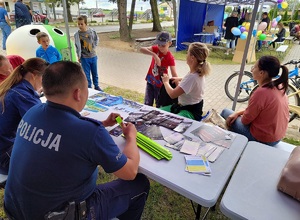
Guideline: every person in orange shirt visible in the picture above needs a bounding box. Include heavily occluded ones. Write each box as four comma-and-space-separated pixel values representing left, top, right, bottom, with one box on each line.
221, 56, 289, 146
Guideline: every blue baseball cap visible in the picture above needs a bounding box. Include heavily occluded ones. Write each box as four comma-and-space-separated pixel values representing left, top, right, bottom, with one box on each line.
154, 32, 172, 45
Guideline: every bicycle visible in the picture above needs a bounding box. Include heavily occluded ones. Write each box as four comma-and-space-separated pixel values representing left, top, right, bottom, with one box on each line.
224, 59, 300, 103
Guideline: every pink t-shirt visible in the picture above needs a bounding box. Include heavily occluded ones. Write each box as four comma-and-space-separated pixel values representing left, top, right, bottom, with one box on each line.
242, 86, 289, 142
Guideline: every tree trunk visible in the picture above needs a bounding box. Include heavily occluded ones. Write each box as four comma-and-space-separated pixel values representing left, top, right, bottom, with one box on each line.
117, 0, 130, 42
150, 0, 162, 32
128, 0, 136, 35
172, 0, 177, 33
66, 1, 73, 23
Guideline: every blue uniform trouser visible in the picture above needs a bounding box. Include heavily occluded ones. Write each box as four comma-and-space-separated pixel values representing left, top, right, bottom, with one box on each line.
0, 22, 11, 50
221, 108, 279, 146
81, 56, 99, 88
86, 173, 150, 220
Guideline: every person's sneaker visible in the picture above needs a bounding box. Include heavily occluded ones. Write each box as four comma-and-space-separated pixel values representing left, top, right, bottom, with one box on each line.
224, 51, 229, 55
94, 86, 103, 91
231, 51, 235, 55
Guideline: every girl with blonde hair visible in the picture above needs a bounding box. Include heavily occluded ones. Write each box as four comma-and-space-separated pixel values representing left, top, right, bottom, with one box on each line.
0, 57, 49, 175
160, 42, 211, 120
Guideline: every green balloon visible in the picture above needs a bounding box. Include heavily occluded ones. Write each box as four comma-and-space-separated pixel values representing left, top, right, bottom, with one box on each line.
259, 34, 266, 41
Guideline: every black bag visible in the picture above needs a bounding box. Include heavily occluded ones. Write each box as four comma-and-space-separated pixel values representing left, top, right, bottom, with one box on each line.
157, 79, 178, 107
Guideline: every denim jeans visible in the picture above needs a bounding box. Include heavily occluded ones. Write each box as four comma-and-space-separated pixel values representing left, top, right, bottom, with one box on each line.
226, 39, 235, 50
81, 56, 99, 88
221, 108, 280, 146
144, 82, 160, 107
0, 22, 11, 50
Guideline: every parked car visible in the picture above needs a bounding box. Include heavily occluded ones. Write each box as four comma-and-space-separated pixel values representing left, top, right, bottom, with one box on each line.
93, 12, 105, 18
10, 10, 48, 24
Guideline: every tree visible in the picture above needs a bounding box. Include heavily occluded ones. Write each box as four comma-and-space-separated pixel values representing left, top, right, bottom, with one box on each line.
128, 0, 136, 35
45, 0, 84, 22
282, 10, 289, 21
150, 0, 162, 31
117, 0, 130, 41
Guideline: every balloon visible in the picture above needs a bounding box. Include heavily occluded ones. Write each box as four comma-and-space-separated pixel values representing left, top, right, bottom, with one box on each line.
281, 2, 288, 9
252, 29, 257, 37
277, 0, 283, 3
258, 22, 267, 31
276, 15, 282, 22
245, 23, 250, 31
231, 27, 241, 36
240, 26, 246, 33
240, 33, 247, 40
257, 30, 262, 36
238, 25, 241, 28
278, 3, 282, 9
242, 22, 246, 26
259, 34, 267, 40
272, 21, 278, 28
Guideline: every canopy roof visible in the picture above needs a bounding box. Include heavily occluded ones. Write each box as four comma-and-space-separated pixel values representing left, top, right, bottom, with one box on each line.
191, 0, 277, 5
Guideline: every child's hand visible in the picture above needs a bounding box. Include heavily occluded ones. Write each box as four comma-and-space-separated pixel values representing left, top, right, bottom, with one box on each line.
153, 54, 161, 66
161, 74, 169, 84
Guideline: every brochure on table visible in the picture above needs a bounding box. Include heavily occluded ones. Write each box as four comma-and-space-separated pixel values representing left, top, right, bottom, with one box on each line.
83, 90, 237, 174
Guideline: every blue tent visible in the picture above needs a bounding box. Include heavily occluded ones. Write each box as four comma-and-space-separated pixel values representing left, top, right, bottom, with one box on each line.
176, 0, 225, 51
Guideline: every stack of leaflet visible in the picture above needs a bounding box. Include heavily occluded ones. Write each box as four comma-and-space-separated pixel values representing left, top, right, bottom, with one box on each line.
115, 116, 172, 161
136, 132, 173, 161
184, 155, 211, 175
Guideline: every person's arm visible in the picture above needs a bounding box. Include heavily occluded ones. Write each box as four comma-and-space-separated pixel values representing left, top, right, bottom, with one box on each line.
225, 109, 245, 127
169, 66, 178, 78
4, 13, 10, 26
161, 73, 184, 99
101, 113, 139, 180
113, 122, 139, 180
140, 46, 161, 66
56, 48, 62, 61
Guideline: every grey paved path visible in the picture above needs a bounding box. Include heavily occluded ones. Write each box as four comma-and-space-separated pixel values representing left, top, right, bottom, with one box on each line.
0, 30, 299, 139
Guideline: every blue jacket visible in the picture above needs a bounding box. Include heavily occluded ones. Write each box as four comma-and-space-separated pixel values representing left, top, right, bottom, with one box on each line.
36, 45, 62, 64
14, 0, 31, 28
0, 79, 41, 157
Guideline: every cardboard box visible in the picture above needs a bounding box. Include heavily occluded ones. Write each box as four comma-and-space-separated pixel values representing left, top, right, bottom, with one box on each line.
232, 37, 256, 63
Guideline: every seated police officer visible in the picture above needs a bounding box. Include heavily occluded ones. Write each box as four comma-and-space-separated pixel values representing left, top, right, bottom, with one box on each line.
4, 61, 150, 220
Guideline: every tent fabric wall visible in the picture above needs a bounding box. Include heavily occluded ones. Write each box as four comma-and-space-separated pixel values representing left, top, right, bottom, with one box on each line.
176, 0, 225, 51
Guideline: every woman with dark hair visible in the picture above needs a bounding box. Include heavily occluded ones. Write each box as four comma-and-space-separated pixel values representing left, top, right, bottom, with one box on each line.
0, 58, 48, 175
160, 42, 211, 121
221, 56, 289, 146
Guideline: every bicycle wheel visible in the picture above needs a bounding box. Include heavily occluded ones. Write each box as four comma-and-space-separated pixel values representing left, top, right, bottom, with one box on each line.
224, 71, 257, 102
250, 84, 300, 122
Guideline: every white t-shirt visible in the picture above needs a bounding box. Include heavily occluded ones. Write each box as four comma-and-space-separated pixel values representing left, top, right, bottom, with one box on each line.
178, 72, 205, 106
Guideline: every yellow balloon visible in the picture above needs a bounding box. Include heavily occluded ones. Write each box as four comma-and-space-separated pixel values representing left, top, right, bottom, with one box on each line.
257, 30, 262, 36
242, 22, 246, 26
245, 23, 250, 30
281, 2, 288, 9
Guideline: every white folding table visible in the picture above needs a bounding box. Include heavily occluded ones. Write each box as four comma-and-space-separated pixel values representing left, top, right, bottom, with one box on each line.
220, 141, 300, 220
87, 89, 248, 219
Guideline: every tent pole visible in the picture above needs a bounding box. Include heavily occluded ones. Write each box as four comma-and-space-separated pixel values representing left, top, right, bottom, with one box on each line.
62, 0, 72, 61
231, 0, 260, 111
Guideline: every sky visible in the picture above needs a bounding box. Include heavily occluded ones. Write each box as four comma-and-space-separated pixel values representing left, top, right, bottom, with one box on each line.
80, 0, 152, 11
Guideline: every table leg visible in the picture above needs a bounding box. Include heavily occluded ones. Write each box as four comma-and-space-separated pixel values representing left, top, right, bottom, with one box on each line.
195, 204, 201, 220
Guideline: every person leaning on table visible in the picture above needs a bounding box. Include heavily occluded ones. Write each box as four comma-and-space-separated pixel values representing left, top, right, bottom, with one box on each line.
4, 61, 150, 220
160, 42, 211, 121
221, 56, 289, 146
0, 58, 48, 175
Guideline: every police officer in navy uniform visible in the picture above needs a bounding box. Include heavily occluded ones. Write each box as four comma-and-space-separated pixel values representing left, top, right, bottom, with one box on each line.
4, 61, 150, 220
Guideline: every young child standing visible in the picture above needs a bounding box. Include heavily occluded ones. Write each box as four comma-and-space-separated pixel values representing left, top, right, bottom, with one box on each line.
140, 31, 177, 107
36, 32, 62, 64
74, 15, 101, 91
